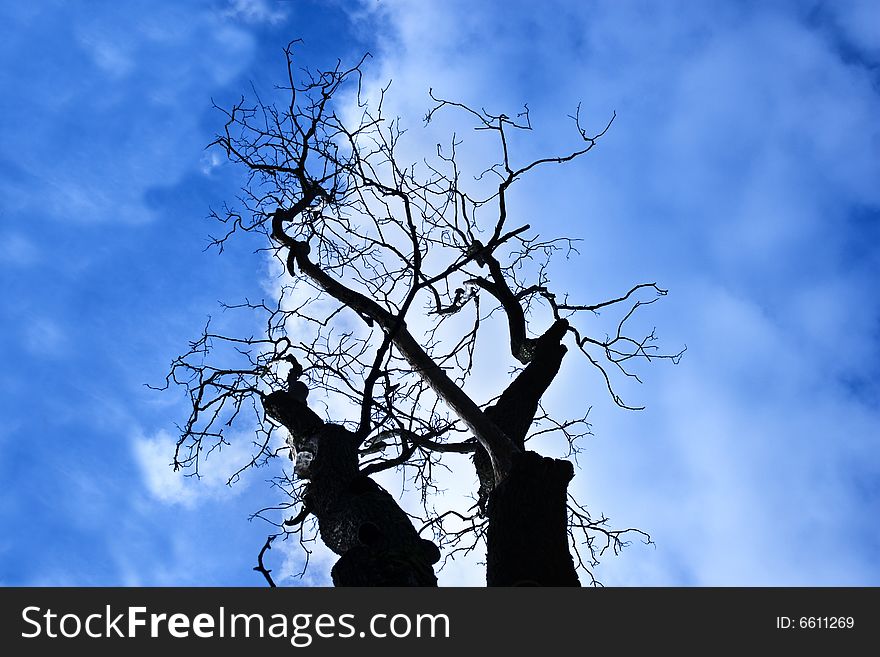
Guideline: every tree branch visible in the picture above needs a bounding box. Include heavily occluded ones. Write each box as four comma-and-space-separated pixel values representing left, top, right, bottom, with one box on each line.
253, 534, 278, 587
277, 219, 520, 480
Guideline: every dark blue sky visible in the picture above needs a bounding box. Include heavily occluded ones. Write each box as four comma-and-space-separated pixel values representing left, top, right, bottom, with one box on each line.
2, 0, 878, 586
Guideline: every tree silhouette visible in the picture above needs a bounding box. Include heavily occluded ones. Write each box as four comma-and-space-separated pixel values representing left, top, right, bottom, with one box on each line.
159, 43, 683, 586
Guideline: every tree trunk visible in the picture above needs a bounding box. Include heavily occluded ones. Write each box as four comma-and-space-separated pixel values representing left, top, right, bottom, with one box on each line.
480, 319, 581, 586
486, 451, 579, 586
263, 391, 440, 586
263, 312, 579, 586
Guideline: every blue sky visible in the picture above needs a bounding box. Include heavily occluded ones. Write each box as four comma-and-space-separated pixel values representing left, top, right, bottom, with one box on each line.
1, 0, 878, 586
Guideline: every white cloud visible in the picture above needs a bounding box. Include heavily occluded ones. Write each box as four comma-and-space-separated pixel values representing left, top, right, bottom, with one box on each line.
200, 149, 224, 176
133, 430, 200, 507
339, 0, 880, 586
203, 0, 879, 586
131, 428, 259, 508
1, 2, 259, 226
275, 530, 338, 586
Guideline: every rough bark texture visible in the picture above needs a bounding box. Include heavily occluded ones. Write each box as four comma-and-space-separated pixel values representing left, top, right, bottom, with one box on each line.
263, 390, 440, 586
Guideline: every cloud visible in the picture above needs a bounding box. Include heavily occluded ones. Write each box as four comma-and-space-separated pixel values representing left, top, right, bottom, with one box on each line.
200, 149, 224, 176
274, 531, 338, 587
21, 317, 69, 359
131, 428, 260, 509
76, 32, 134, 78
825, 0, 880, 60
33, 0, 869, 588
0, 2, 258, 226
132, 430, 201, 507
223, 0, 289, 25
338, 0, 880, 585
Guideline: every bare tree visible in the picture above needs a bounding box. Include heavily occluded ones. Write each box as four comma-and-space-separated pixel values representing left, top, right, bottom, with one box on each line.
158, 43, 683, 586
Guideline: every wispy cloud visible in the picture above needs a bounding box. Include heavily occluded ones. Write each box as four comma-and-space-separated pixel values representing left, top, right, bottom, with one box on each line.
0, 232, 39, 267
0, 2, 257, 226
344, 0, 880, 585
223, 0, 289, 25
21, 317, 69, 359
132, 428, 260, 509
5, 0, 877, 588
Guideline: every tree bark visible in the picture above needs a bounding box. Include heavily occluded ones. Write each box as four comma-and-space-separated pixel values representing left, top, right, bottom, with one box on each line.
479, 319, 581, 586
486, 451, 579, 586
263, 391, 440, 586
